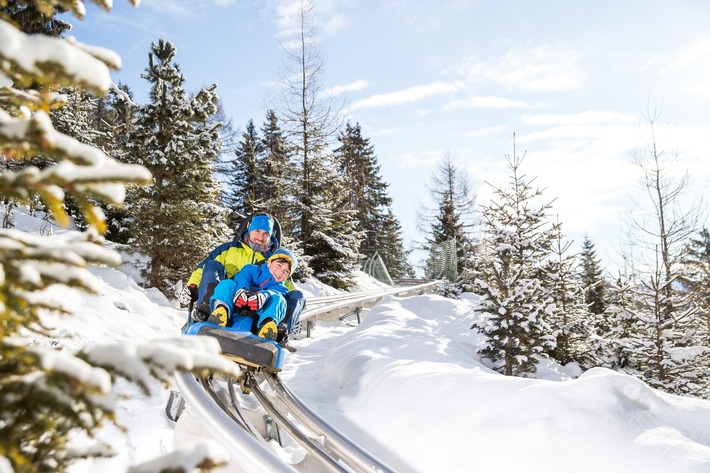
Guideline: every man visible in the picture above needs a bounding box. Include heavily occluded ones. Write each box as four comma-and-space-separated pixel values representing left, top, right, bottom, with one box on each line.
179, 213, 304, 347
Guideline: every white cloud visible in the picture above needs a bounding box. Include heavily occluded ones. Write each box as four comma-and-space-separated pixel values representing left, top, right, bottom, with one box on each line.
352, 81, 463, 110
465, 125, 508, 138
327, 79, 367, 96
274, 0, 302, 32
398, 150, 441, 168
142, 0, 235, 16
322, 13, 347, 36
522, 111, 636, 127
444, 95, 531, 111
662, 37, 710, 73
454, 43, 585, 93
273, 0, 346, 37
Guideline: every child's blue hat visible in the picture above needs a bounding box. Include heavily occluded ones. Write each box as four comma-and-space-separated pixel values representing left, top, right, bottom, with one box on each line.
268, 248, 297, 276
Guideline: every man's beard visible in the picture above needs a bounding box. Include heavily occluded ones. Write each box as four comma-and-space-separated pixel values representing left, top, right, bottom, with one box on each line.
247, 239, 269, 254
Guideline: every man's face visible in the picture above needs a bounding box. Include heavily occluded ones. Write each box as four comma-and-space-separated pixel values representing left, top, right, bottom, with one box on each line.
268, 259, 291, 282
249, 229, 270, 247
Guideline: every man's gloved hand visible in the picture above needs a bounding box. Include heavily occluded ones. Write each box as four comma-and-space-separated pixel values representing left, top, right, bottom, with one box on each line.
179, 284, 198, 306
234, 289, 250, 309
247, 292, 266, 311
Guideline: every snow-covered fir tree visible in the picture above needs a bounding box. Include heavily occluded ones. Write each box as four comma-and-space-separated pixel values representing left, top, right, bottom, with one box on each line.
419, 154, 477, 287
378, 209, 412, 279
51, 86, 111, 229
680, 228, 710, 342
619, 264, 707, 396
334, 122, 408, 280
594, 274, 640, 370
541, 219, 596, 367
0, 0, 72, 36
579, 235, 606, 315
0, 2, 151, 470
125, 39, 230, 293
98, 83, 139, 244
471, 143, 557, 376
260, 110, 295, 231
303, 146, 362, 289
273, 0, 359, 288
306, 201, 361, 288
223, 119, 265, 219
617, 121, 709, 397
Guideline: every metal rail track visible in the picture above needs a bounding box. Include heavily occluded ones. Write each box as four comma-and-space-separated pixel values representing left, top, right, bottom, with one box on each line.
261, 372, 395, 473
177, 370, 396, 472
175, 282, 439, 472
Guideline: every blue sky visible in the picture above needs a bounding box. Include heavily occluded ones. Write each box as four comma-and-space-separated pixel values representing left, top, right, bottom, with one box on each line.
68, 0, 710, 273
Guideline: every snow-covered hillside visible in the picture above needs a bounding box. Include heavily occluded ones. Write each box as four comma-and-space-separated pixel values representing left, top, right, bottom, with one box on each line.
8, 209, 710, 473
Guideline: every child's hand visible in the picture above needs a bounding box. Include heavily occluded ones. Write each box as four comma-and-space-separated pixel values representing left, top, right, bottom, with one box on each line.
248, 292, 266, 311
234, 289, 250, 308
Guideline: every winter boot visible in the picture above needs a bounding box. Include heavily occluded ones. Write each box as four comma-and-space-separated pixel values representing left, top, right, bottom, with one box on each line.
276, 323, 288, 342
276, 323, 297, 352
193, 302, 211, 322
257, 318, 278, 341
208, 304, 229, 327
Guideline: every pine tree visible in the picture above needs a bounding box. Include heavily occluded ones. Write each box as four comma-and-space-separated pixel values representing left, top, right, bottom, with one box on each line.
378, 209, 411, 279
334, 122, 407, 280
273, 0, 357, 286
51, 86, 111, 230
619, 118, 709, 397
302, 146, 361, 289
260, 110, 295, 231
1, 4, 246, 472
223, 119, 264, 218
579, 235, 606, 315
307, 192, 361, 288
419, 154, 477, 284
0, 2, 149, 471
680, 228, 710, 335
0, 1, 72, 179
98, 83, 139, 243
471, 141, 557, 376
542, 219, 595, 366
125, 39, 230, 293
0, 0, 71, 36
335, 123, 390, 246
594, 274, 640, 370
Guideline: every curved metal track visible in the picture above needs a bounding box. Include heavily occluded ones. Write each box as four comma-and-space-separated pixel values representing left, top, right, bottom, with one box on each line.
176, 369, 397, 472
260, 372, 395, 473
175, 371, 297, 473
174, 285, 442, 471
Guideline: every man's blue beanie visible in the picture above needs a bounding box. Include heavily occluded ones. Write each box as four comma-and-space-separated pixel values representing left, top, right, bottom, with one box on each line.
248, 215, 273, 234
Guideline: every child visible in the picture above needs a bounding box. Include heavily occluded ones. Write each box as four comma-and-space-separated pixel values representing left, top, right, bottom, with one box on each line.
207, 248, 297, 340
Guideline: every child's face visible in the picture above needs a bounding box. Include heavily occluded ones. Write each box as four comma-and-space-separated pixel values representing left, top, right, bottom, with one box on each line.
268, 259, 290, 282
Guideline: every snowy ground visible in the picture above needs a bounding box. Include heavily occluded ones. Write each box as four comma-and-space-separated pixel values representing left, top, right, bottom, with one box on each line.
7, 209, 710, 473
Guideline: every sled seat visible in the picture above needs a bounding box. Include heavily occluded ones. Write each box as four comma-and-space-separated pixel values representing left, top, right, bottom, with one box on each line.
184, 321, 284, 372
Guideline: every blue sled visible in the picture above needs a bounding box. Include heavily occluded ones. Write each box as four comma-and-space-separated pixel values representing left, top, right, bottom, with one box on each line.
183, 313, 285, 373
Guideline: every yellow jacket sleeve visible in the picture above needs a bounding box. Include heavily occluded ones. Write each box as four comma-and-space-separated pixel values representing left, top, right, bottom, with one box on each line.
187, 241, 267, 287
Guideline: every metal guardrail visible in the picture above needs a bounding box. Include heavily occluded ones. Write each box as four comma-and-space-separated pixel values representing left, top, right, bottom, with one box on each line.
300, 280, 441, 322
